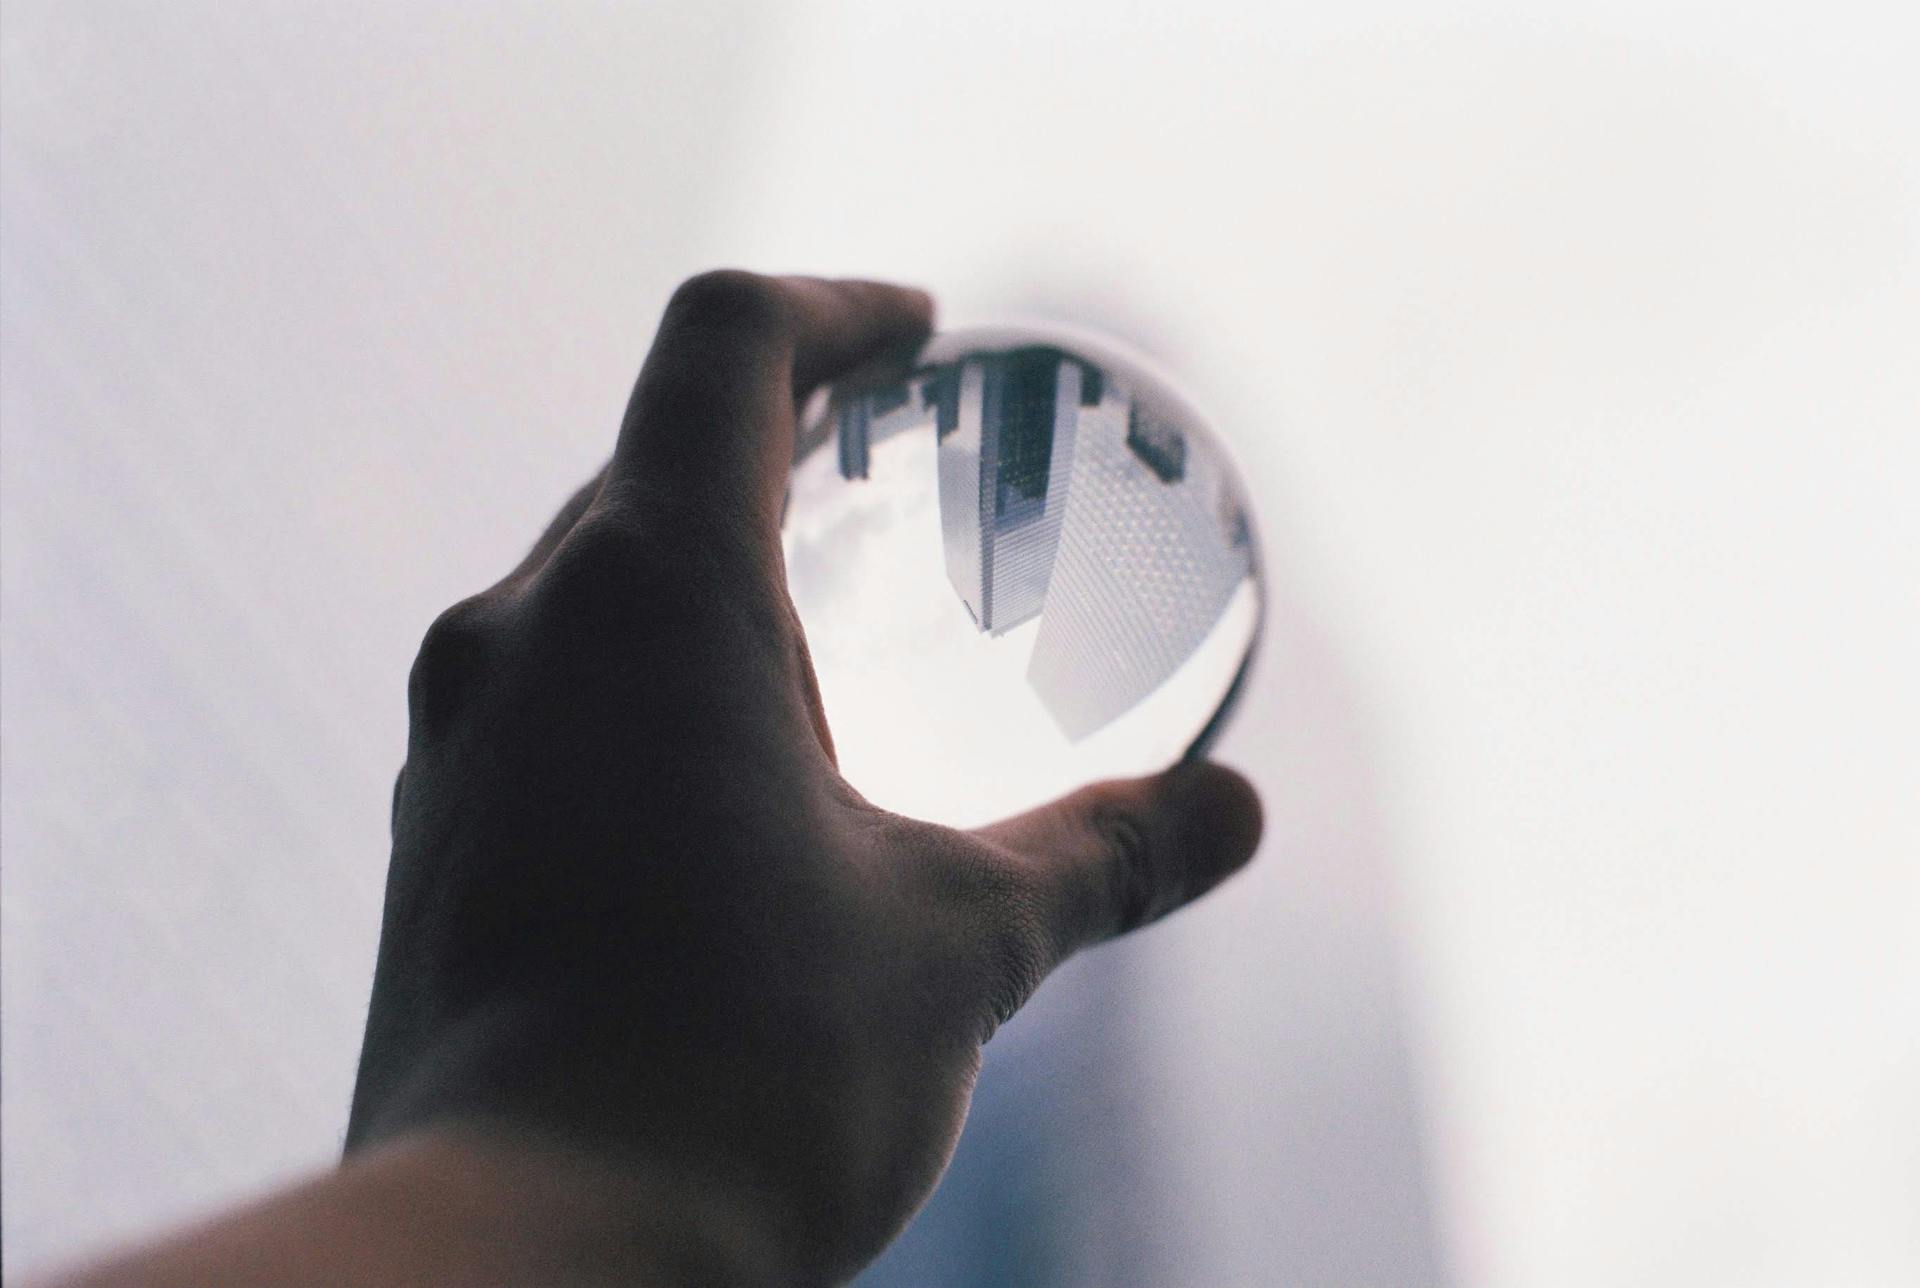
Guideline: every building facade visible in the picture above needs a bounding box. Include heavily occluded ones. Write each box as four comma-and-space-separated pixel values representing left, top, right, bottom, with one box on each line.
1026, 390, 1253, 740
935, 348, 1095, 634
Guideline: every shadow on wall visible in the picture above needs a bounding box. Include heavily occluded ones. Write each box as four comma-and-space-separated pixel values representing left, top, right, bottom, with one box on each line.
857, 286, 1450, 1287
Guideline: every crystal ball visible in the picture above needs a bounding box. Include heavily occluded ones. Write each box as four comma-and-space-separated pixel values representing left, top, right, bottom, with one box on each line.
784, 323, 1262, 828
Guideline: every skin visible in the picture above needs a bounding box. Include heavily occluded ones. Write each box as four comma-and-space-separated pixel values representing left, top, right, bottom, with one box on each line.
48, 271, 1264, 1287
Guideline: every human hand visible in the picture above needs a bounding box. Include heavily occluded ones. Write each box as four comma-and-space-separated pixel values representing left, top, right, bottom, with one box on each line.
344, 271, 1264, 1284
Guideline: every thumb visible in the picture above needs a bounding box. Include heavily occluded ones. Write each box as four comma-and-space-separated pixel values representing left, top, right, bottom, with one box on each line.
976, 761, 1264, 970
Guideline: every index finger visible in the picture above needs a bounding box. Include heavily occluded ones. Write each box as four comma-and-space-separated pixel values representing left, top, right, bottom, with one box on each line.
608, 271, 935, 539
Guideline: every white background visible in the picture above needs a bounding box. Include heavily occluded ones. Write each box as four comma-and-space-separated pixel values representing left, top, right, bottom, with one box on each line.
3, 2, 1916, 1284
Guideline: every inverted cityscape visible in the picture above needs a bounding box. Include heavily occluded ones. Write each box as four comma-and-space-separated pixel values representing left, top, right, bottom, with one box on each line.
831, 345, 1253, 740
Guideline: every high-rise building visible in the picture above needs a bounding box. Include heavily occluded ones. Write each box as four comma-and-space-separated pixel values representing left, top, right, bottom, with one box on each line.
836, 375, 927, 480
936, 348, 1096, 634
1027, 390, 1253, 740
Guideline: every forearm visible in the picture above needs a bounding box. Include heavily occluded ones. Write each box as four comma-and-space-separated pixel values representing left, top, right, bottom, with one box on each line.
42, 1126, 803, 1288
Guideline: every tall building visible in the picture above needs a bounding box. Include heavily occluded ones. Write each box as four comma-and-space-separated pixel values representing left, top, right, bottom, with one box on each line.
836, 374, 928, 480
936, 348, 1097, 634
1026, 391, 1253, 740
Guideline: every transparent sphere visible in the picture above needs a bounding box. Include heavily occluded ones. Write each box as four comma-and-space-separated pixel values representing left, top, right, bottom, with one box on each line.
784, 323, 1262, 828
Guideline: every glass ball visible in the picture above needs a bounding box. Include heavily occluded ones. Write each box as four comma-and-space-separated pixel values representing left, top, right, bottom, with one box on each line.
784, 323, 1262, 828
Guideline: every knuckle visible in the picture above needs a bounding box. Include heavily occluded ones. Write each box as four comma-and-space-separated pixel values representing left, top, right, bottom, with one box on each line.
527, 511, 733, 657
530, 512, 660, 617
408, 595, 499, 730
1087, 800, 1164, 934
389, 764, 407, 835
662, 269, 789, 341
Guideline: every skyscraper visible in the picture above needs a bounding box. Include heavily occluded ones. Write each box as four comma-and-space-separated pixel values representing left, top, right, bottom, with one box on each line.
935, 348, 1096, 634
1026, 389, 1253, 740
836, 375, 927, 480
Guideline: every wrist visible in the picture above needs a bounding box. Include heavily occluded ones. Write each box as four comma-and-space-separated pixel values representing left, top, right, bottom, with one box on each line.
53, 1125, 812, 1288
348, 994, 878, 1283
370, 1124, 812, 1287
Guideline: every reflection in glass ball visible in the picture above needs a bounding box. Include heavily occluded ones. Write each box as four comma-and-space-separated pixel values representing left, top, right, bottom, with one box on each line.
784, 324, 1262, 828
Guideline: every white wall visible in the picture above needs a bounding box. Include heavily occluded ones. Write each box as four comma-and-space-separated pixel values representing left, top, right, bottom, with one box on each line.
718, 4, 1920, 1283
0, 0, 781, 1270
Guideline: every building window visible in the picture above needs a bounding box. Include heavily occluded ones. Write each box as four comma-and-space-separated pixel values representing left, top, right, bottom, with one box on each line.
1126, 404, 1186, 484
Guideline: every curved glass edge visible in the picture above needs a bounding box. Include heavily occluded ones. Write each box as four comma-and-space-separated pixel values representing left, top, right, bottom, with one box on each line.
792, 320, 1268, 766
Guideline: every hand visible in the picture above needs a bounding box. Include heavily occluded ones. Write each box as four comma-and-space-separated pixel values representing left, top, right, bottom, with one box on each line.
344, 270, 1264, 1283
